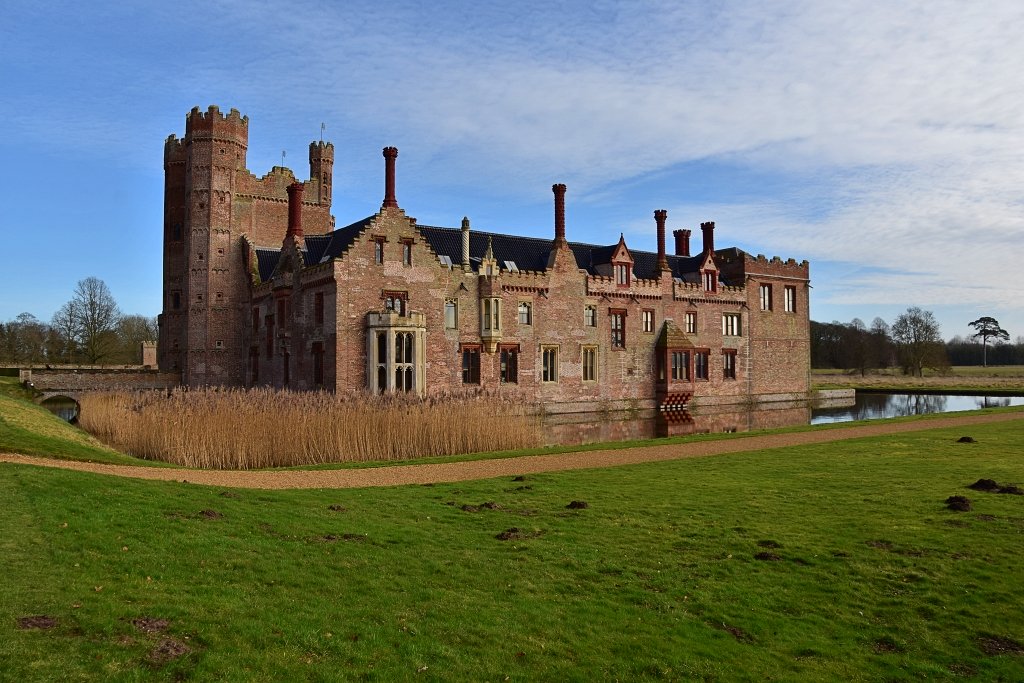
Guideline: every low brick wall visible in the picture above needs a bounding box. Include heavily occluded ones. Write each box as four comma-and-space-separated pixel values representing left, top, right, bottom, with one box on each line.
23, 368, 181, 393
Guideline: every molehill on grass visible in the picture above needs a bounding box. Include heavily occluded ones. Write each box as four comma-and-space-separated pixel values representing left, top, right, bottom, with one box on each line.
945, 496, 972, 512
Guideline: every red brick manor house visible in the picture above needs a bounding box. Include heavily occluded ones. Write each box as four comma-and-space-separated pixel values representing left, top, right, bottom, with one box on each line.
158, 106, 811, 411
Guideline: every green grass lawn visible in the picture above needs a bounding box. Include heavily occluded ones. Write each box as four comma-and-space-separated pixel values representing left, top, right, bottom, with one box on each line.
3, 420, 1024, 680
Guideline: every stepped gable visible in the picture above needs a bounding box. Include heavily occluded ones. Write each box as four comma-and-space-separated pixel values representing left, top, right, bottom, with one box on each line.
317, 216, 376, 262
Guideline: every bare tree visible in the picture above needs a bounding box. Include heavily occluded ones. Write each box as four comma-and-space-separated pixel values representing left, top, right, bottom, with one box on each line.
49, 301, 80, 364
113, 314, 158, 363
892, 307, 946, 376
69, 277, 121, 363
0, 313, 48, 363
870, 317, 893, 369
968, 316, 1009, 367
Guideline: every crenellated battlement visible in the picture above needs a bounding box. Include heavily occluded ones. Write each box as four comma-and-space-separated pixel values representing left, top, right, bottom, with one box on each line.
673, 280, 745, 296
309, 141, 334, 159
746, 253, 810, 278
185, 105, 249, 145
586, 274, 666, 298
499, 267, 549, 288
164, 135, 187, 164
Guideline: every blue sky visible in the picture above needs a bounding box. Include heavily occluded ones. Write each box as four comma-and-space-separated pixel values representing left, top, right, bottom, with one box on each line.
2, 0, 1022, 342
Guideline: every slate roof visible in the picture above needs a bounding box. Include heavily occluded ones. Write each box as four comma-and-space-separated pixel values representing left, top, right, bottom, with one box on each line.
255, 248, 281, 282
418, 226, 730, 282
318, 217, 375, 263
255, 218, 740, 285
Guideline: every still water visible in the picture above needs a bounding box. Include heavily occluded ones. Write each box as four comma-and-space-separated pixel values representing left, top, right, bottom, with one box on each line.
810, 393, 1024, 425
40, 397, 79, 422
542, 393, 1024, 446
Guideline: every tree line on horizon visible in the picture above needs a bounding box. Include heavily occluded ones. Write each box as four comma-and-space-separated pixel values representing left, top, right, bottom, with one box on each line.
812, 308, 1019, 373
0, 277, 157, 366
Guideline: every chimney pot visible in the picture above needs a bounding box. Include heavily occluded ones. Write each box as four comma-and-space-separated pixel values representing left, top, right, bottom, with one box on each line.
673, 229, 691, 257
654, 209, 669, 273
552, 183, 567, 246
286, 183, 304, 238
382, 146, 398, 209
701, 221, 715, 254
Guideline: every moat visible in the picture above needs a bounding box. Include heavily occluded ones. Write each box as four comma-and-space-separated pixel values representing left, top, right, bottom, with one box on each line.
542, 393, 1024, 446
44, 391, 1024, 449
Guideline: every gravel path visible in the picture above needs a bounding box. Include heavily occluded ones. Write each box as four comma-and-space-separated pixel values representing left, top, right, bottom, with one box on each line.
2, 411, 1020, 490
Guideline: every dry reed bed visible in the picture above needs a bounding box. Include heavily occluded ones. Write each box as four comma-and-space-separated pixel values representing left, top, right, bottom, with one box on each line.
78, 388, 540, 469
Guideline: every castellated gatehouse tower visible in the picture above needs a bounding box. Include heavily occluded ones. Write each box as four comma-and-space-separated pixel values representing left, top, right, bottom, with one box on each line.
158, 105, 335, 385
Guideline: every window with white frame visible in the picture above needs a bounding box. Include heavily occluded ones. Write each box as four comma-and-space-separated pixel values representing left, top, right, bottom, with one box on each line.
615, 263, 630, 286
685, 311, 697, 334
584, 305, 597, 327
482, 298, 501, 331
518, 301, 532, 325
702, 271, 717, 292
444, 299, 458, 329
722, 313, 742, 337
760, 284, 772, 311
642, 309, 654, 333
785, 286, 796, 313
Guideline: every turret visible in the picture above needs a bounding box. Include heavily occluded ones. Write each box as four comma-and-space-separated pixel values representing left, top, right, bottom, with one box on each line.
184, 105, 248, 170
309, 141, 334, 207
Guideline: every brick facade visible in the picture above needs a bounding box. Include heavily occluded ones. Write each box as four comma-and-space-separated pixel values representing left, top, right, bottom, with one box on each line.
159, 107, 811, 410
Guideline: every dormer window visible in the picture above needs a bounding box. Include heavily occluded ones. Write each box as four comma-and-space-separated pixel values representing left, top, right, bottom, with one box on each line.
703, 271, 717, 292
615, 263, 630, 286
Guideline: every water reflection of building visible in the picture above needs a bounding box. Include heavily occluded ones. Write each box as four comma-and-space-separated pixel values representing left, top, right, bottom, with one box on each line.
543, 401, 816, 445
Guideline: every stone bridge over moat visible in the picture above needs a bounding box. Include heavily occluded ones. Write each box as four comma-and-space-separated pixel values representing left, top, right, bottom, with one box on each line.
18, 367, 180, 405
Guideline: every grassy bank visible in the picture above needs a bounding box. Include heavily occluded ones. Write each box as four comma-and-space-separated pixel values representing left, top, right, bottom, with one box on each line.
814, 366, 1024, 393
3, 420, 1024, 680
0, 378, 145, 466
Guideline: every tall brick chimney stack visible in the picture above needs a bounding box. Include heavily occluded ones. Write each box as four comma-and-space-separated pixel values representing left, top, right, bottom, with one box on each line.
552, 183, 567, 247
654, 209, 669, 273
382, 146, 398, 209
673, 229, 691, 257
286, 183, 304, 238
461, 216, 471, 268
701, 221, 715, 254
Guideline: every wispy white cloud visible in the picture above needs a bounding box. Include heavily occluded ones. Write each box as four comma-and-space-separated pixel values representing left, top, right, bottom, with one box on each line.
2, 0, 1022, 332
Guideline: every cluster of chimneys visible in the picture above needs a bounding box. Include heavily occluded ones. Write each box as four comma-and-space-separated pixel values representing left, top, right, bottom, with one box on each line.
283, 146, 718, 265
